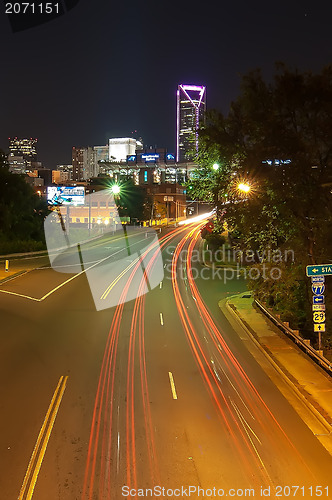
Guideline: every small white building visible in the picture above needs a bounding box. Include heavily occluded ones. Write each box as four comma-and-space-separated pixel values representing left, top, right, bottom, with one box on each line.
108, 138, 137, 162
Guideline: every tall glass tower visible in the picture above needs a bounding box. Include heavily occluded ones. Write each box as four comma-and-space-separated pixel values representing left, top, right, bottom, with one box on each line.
176, 84, 206, 162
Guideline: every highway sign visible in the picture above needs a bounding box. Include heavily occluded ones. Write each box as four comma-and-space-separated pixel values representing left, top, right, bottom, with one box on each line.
306, 264, 332, 276
313, 311, 325, 323
314, 324, 326, 332
311, 276, 325, 283
312, 284, 325, 295
313, 295, 325, 304
312, 304, 325, 311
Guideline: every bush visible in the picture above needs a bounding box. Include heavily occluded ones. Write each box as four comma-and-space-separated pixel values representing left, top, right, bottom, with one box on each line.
0, 239, 46, 255
205, 233, 226, 250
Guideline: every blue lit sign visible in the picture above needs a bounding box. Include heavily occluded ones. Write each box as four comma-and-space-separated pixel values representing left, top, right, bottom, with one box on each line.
127, 155, 136, 162
262, 159, 291, 166
167, 154, 175, 160
141, 154, 159, 162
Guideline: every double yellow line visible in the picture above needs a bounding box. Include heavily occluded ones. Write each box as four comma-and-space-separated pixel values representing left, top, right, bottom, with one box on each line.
100, 237, 162, 301
100, 258, 140, 300
18, 376, 68, 500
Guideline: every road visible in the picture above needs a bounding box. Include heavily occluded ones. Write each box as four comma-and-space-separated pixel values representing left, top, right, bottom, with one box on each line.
0, 223, 331, 500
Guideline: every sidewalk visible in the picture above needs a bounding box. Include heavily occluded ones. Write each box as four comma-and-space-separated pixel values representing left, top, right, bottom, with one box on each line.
0, 269, 27, 283
220, 293, 332, 451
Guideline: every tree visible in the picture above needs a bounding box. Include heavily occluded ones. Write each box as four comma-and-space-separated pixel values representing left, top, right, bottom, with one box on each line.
195, 65, 332, 347
116, 179, 151, 221
0, 149, 48, 247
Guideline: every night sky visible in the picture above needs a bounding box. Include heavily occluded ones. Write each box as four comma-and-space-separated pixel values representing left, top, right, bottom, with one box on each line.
0, 0, 331, 168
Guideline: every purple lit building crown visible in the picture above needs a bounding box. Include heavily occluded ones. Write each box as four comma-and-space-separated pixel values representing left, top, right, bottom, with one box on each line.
176, 84, 206, 163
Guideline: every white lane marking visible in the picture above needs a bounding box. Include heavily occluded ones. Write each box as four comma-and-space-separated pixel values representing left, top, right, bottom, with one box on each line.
159, 312, 164, 326
168, 372, 178, 400
0, 236, 149, 302
159, 281, 163, 289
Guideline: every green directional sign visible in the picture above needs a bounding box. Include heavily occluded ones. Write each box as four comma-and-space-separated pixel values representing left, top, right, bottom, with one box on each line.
306, 264, 332, 277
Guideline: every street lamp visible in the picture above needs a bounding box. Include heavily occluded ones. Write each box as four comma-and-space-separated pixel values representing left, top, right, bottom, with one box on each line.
237, 182, 251, 193
111, 184, 120, 195
212, 163, 219, 171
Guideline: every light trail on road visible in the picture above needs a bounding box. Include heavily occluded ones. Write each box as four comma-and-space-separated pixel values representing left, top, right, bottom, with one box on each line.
81, 224, 196, 499
171, 225, 322, 490
171, 225, 272, 487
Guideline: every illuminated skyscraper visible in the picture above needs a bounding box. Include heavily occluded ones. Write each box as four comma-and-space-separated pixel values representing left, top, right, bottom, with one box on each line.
8, 137, 37, 158
72, 147, 98, 180
176, 84, 206, 162
8, 137, 37, 169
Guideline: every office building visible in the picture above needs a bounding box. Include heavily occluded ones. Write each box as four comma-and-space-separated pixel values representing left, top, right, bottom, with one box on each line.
55, 164, 73, 180
109, 138, 137, 162
8, 137, 37, 168
176, 84, 206, 162
72, 147, 98, 180
8, 137, 37, 158
7, 155, 26, 174
52, 170, 72, 184
94, 145, 109, 163
72, 147, 84, 180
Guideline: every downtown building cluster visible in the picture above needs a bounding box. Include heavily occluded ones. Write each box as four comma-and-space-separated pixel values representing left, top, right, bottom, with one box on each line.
6, 85, 207, 220
70, 85, 206, 185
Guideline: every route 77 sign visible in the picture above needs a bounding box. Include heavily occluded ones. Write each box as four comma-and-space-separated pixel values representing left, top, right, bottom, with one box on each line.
306, 264, 332, 276
312, 284, 325, 295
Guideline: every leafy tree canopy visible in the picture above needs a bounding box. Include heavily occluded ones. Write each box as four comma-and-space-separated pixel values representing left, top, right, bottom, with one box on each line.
190, 64, 332, 345
0, 149, 48, 243
191, 63, 332, 264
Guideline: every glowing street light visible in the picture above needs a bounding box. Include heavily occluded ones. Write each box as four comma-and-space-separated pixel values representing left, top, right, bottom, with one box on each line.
111, 184, 120, 195
237, 182, 251, 193
212, 163, 219, 170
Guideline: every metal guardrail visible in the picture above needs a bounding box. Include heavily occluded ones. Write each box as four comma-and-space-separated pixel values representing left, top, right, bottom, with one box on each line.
254, 298, 332, 376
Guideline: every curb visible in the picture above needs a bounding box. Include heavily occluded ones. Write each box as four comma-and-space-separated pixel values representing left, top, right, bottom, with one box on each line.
0, 270, 28, 284
0, 250, 47, 259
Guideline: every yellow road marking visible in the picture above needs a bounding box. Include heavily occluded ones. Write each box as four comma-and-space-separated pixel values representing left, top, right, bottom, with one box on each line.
0, 236, 152, 303
100, 258, 140, 300
0, 290, 40, 301
100, 236, 162, 300
18, 376, 68, 500
168, 372, 178, 400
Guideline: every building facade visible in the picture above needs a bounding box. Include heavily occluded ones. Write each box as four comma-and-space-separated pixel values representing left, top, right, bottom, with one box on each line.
7, 155, 26, 174
52, 170, 72, 184
8, 137, 37, 160
8, 137, 38, 172
176, 84, 206, 162
94, 145, 109, 163
72, 147, 98, 180
109, 138, 137, 162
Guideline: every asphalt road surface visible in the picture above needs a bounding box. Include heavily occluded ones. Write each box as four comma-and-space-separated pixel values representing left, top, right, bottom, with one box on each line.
0, 223, 331, 500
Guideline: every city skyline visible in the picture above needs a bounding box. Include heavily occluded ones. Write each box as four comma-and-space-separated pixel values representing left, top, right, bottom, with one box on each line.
1, 1, 331, 168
